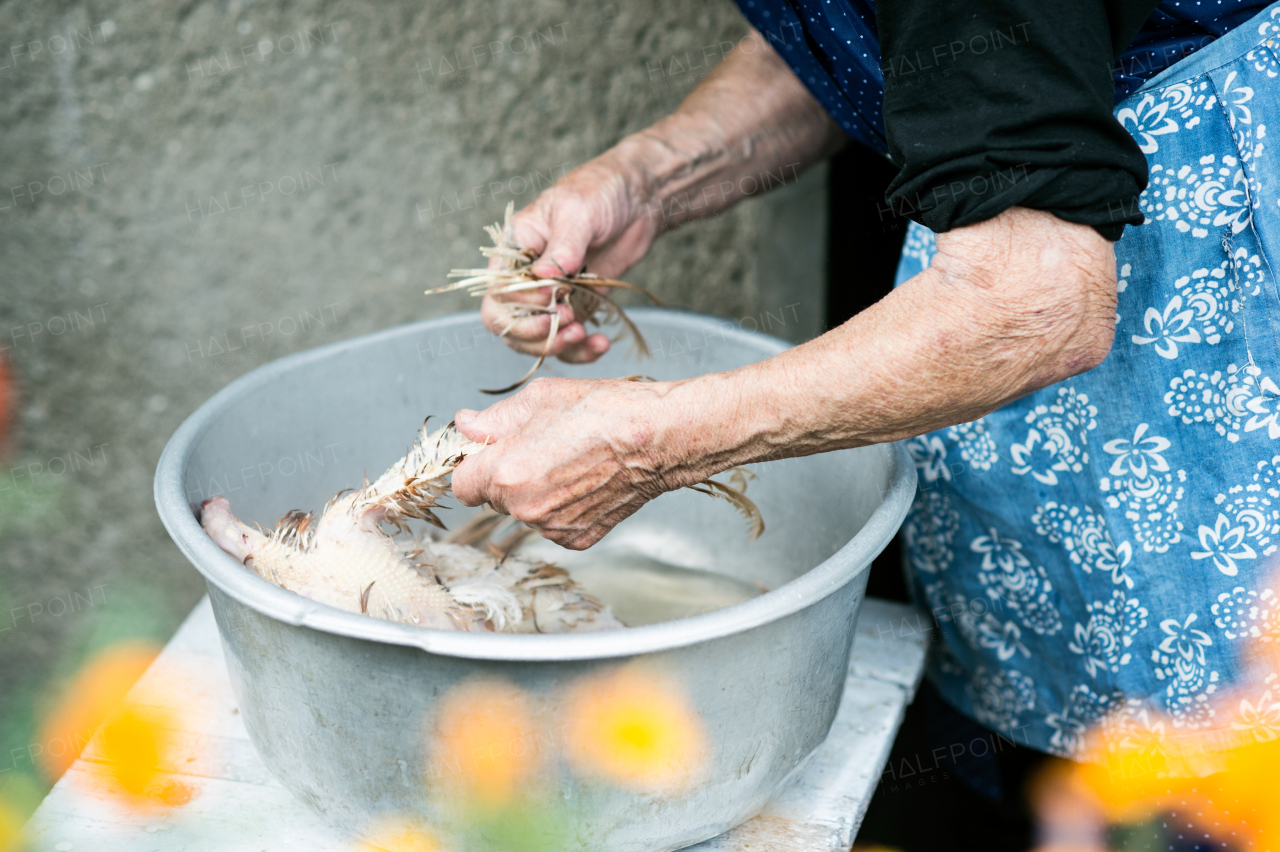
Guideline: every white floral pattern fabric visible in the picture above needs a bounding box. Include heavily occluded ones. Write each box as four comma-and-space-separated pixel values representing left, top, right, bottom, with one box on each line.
895, 5, 1280, 756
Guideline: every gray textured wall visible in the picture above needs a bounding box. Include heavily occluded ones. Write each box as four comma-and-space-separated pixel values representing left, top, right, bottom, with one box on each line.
0, 0, 826, 812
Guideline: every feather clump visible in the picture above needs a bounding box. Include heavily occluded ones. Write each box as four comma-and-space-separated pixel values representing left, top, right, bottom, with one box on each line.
426, 201, 664, 394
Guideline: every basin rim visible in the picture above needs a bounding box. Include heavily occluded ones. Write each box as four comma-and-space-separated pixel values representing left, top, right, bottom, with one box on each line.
154, 308, 917, 661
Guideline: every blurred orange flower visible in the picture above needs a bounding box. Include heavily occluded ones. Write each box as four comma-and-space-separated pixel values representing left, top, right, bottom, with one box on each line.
36, 642, 158, 781
1039, 568, 1280, 851
564, 665, 707, 792
1064, 722, 1280, 850
428, 677, 544, 808
0, 358, 15, 455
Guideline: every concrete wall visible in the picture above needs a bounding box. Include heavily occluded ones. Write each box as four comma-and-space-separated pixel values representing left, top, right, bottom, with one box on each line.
0, 0, 826, 807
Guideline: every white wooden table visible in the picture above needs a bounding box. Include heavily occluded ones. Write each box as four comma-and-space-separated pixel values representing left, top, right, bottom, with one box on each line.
22, 596, 928, 852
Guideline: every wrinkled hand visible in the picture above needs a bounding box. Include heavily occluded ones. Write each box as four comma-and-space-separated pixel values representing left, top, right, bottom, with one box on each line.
450, 377, 683, 550
481, 153, 659, 365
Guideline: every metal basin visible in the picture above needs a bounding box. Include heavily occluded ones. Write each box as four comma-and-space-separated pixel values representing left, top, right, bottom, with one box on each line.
153, 309, 915, 852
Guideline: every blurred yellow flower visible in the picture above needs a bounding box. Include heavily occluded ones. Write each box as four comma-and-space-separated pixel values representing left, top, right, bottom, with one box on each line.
36, 641, 192, 809
90, 701, 189, 806
428, 677, 543, 808
0, 800, 22, 852
36, 642, 158, 781
564, 666, 707, 792
354, 816, 440, 852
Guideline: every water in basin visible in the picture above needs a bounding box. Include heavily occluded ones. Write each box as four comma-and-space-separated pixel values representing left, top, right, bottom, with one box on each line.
517, 548, 764, 627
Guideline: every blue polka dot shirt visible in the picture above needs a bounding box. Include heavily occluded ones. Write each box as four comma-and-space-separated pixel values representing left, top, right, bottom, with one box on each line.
735, 0, 1267, 155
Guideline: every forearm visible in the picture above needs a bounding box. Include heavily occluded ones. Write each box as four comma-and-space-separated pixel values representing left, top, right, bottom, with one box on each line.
452, 210, 1115, 550
641, 209, 1118, 484
604, 31, 846, 232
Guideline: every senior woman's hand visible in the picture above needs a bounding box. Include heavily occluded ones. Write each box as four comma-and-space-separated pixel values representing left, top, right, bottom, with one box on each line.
449, 377, 700, 550
478, 28, 845, 366
479, 154, 661, 365
453, 207, 1118, 549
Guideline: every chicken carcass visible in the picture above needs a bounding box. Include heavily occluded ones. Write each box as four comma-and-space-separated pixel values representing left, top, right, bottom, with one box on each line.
200, 422, 623, 633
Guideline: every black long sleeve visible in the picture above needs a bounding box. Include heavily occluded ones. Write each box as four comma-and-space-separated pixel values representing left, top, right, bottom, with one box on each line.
877, 0, 1158, 240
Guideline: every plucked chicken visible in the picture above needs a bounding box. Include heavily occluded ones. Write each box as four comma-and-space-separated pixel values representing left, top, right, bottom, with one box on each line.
201, 422, 623, 633
200, 421, 761, 634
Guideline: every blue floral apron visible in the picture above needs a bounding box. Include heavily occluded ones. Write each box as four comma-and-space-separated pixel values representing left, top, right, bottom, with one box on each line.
896, 4, 1280, 756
